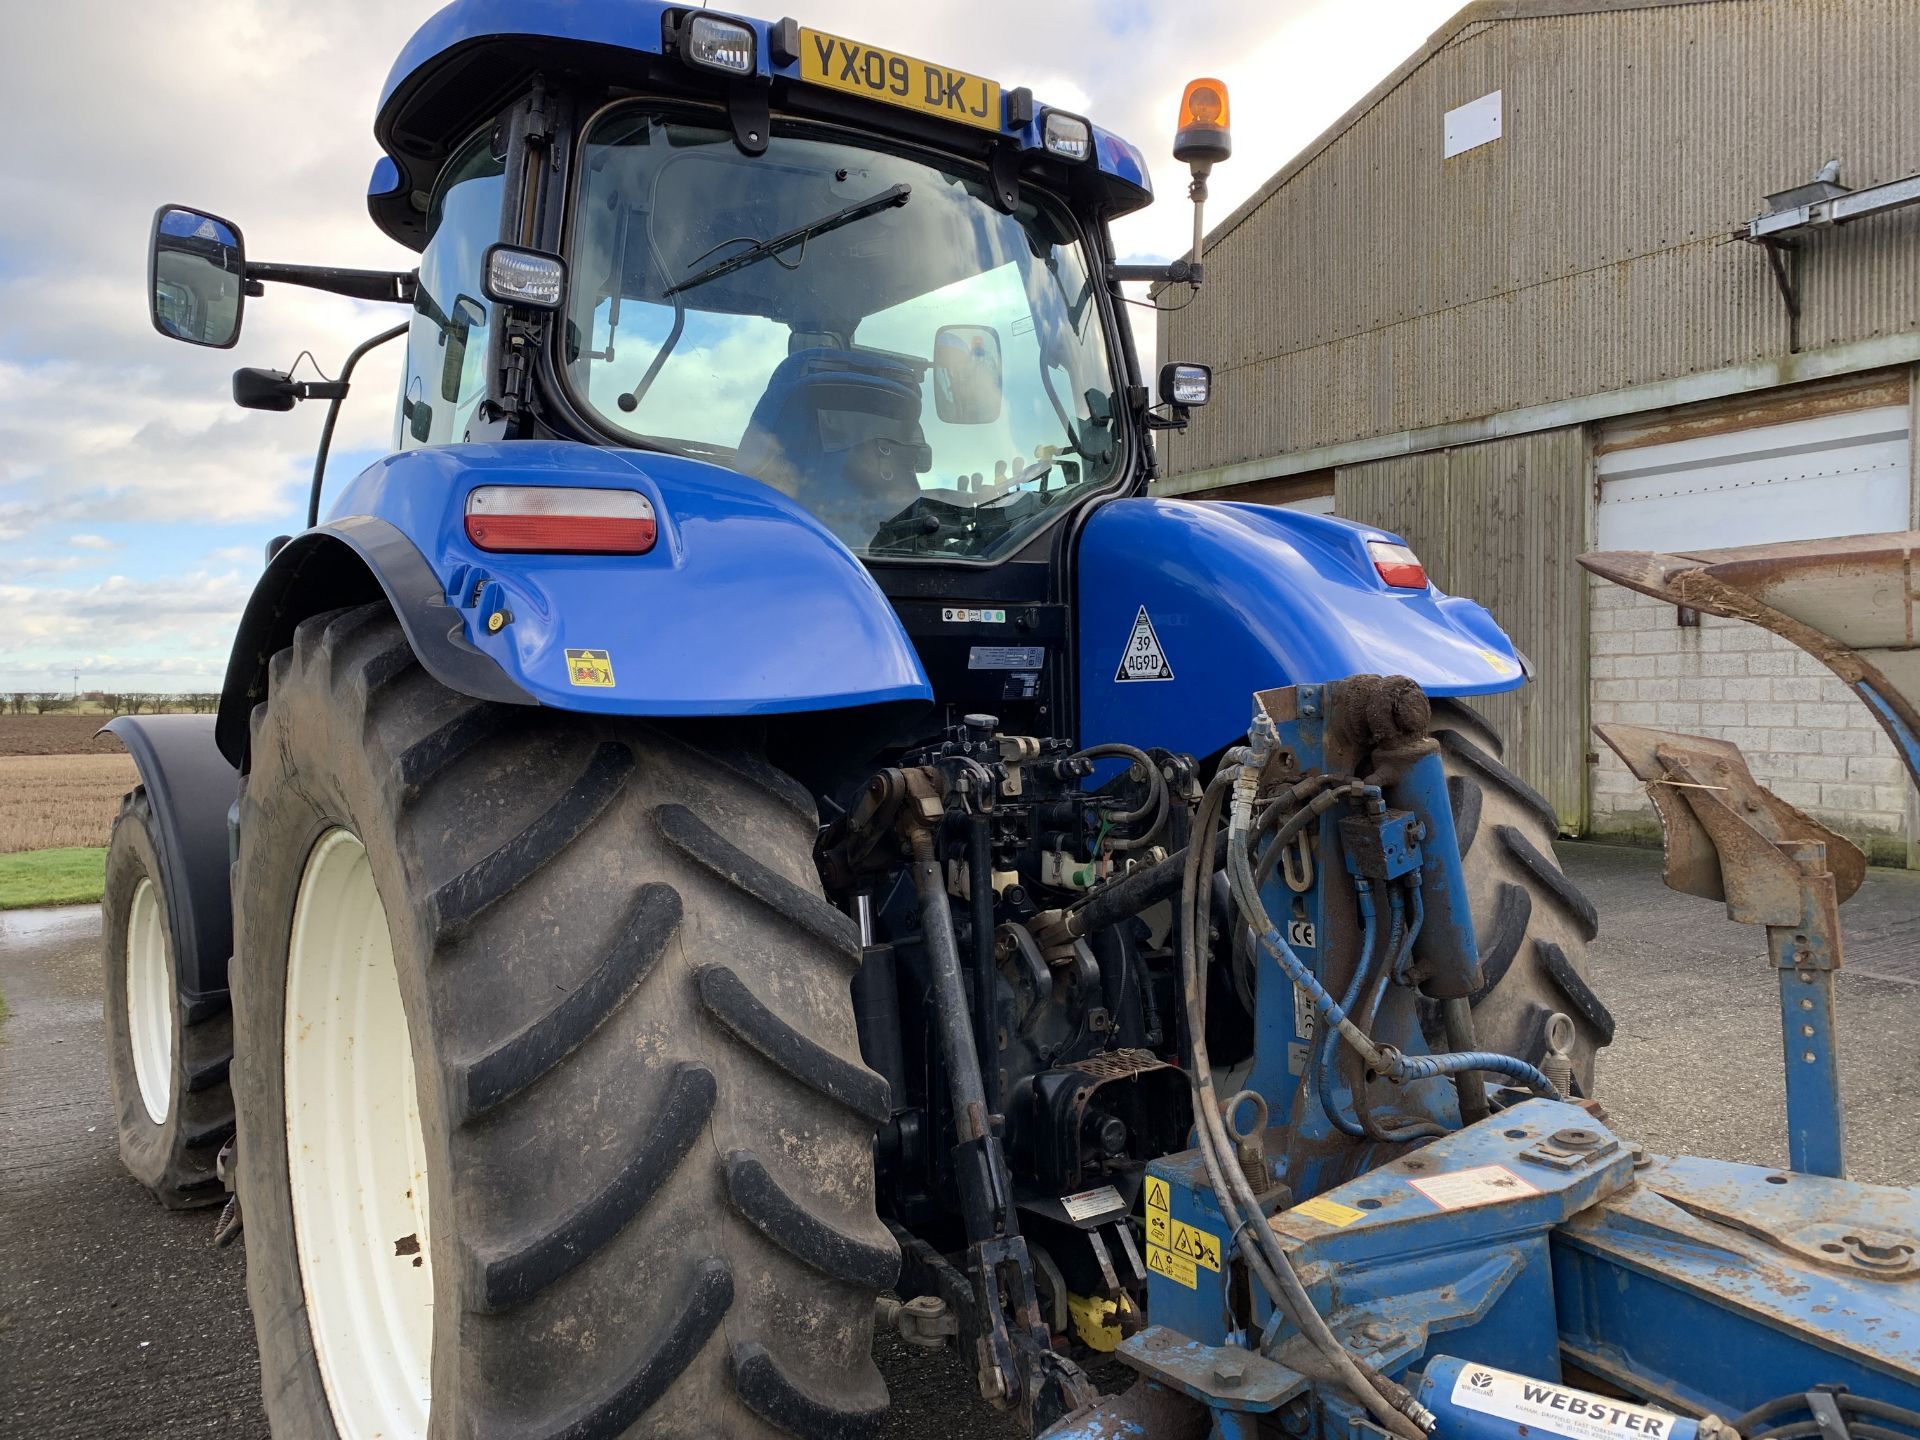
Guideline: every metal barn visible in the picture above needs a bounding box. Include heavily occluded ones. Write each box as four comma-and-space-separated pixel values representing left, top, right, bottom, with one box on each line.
1158, 0, 1920, 863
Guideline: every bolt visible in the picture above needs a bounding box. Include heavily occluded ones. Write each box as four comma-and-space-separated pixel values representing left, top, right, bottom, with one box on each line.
485, 610, 509, 633
1213, 1354, 1247, 1389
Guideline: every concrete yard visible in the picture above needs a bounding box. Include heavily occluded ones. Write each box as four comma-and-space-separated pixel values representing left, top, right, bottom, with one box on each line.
2, 842, 1916, 1438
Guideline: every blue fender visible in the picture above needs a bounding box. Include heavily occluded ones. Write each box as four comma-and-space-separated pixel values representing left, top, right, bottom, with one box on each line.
1075, 498, 1526, 759
216, 441, 930, 764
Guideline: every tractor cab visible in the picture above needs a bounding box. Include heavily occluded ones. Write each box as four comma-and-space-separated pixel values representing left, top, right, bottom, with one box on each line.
147, 2, 1229, 753
369, 3, 1220, 741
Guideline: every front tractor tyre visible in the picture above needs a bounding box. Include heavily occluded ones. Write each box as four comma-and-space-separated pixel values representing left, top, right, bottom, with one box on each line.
102, 786, 236, 1208
232, 604, 897, 1440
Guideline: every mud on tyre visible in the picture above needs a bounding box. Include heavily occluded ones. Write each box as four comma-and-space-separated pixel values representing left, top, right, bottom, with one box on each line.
232, 602, 896, 1440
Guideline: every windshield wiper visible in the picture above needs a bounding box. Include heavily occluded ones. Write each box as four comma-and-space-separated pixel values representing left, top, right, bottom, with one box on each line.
662, 183, 911, 298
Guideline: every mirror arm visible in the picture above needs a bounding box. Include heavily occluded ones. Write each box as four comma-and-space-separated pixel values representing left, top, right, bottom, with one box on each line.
246, 262, 418, 305
1107, 258, 1202, 286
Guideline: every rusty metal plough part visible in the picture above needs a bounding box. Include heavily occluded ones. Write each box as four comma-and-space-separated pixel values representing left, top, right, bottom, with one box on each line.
1581, 531, 1920, 792
1581, 529, 1920, 1180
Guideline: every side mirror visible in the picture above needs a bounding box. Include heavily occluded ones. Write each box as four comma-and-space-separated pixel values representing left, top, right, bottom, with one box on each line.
1160, 362, 1211, 409
149, 205, 247, 348
932, 324, 1003, 425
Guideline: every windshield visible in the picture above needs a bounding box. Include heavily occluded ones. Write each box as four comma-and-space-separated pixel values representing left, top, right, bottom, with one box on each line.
565, 107, 1123, 559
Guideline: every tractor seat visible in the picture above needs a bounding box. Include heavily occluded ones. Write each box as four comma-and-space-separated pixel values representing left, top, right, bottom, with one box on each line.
735, 348, 933, 543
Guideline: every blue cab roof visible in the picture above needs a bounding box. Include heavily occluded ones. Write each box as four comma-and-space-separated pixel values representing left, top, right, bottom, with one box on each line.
371, 0, 1153, 249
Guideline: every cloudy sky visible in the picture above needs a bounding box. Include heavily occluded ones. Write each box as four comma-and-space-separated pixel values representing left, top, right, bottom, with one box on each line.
0, 0, 1461, 692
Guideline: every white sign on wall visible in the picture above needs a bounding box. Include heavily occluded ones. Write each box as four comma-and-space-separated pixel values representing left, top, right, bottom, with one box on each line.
1444, 90, 1503, 158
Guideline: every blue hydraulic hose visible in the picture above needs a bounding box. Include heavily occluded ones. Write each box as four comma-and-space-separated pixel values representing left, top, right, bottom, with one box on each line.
1315, 884, 1381, 1138
1228, 752, 1557, 1101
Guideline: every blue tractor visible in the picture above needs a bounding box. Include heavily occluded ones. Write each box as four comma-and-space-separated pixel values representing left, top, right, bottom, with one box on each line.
109, 5, 1920, 1439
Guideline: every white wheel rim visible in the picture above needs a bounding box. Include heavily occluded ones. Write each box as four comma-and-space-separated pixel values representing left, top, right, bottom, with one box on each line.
285, 829, 433, 1440
125, 877, 174, 1125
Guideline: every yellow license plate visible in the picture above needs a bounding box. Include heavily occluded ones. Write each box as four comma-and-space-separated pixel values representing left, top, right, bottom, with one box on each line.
798, 28, 1002, 132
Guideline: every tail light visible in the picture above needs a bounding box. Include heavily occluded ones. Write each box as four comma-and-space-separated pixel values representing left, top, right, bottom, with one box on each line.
1367, 539, 1427, 589
465, 486, 656, 554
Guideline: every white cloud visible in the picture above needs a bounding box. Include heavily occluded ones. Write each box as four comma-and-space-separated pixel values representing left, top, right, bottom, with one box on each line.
68, 534, 117, 550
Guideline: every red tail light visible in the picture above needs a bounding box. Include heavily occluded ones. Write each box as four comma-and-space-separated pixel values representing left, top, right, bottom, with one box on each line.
465, 486, 656, 554
1367, 539, 1427, 589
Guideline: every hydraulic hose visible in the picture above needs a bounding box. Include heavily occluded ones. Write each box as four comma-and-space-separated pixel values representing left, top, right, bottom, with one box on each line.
1180, 766, 1431, 1440
1225, 743, 1557, 1101
1313, 883, 1385, 1139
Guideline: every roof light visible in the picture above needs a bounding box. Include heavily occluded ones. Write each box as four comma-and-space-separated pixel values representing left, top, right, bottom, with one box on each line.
482, 245, 565, 309
1042, 111, 1093, 162
465, 486, 657, 554
684, 14, 756, 75
1367, 539, 1428, 590
1174, 78, 1232, 166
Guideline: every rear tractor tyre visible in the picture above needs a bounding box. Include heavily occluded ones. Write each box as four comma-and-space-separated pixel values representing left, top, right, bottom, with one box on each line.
101, 786, 235, 1208
1429, 698, 1614, 1096
231, 603, 896, 1440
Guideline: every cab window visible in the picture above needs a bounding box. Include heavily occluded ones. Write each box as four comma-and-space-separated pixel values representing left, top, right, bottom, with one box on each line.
396, 131, 506, 449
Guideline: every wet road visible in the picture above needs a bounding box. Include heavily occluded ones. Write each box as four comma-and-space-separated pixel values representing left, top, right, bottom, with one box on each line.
2, 842, 1917, 1437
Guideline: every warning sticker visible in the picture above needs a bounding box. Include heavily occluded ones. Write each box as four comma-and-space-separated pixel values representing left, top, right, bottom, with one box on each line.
1144, 1175, 1171, 1248
1292, 979, 1317, 1041
1476, 646, 1518, 676
564, 648, 615, 687
1146, 1243, 1196, 1288
1060, 1184, 1125, 1222
1143, 1173, 1218, 1271
1450, 1362, 1681, 1440
1114, 606, 1173, 682
1168, 1218, 1220, 1270
1408, 1164, 1539, 1212
1291, 1195, 1366, 1229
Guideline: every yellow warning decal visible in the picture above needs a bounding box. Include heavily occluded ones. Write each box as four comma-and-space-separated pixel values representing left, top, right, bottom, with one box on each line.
1144, 1175, 1171, 1248
1146, 1243, 1197, 1289
1292, 1195, 1367, 1228
1168, 1217, 1221, 1271
1477, 646, 1517, 676
1142, 1173, 1220, 1271
565, 648, 615, 687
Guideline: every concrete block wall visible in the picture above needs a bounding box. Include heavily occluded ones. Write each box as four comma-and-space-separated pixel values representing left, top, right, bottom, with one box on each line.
1588, 577, 1914, 865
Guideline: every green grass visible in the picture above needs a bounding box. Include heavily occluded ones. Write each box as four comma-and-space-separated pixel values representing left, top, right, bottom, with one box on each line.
0, 847, 108, 909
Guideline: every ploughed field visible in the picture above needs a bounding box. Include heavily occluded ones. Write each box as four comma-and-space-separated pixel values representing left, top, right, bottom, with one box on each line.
0, 718, 136, 855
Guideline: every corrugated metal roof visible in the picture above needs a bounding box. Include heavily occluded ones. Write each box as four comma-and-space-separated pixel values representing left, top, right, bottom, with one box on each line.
1202, 0, 1732, 254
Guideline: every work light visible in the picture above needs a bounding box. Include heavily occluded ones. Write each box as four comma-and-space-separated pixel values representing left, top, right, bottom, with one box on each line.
1161, 362, 1211, 408
683, 14, 756, 75
482, 245, 566, 309
1042, 111, 1094, 162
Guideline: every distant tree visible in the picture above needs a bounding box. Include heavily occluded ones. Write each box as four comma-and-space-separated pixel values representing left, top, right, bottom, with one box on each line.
97, 693, 123, 715
122, 694, 149, 715
6, 693, 25, 715
30, 692, 65, 714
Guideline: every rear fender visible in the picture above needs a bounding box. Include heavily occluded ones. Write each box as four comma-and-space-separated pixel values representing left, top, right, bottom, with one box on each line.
101, 716, 238, 1017
215, 441, 932, 766
1075, 498, 1526, 757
